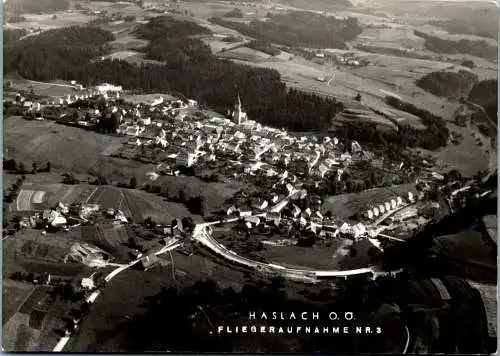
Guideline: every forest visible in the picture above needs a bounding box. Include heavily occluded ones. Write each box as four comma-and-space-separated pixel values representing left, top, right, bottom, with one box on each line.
211, 11, 363, 49
414, 30, 497, 60
416, 70, 479, 98
4, 18, 449, 146
4, 26, 114, 81
468, 79, 498, 124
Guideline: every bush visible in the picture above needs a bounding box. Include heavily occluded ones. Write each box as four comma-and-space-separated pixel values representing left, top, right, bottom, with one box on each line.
223, 8, 243, 18
461, 59, 475, 69
130, 176, 138, 189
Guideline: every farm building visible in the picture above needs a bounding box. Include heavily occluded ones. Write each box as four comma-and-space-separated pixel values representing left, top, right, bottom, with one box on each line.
140, 255, 159, 271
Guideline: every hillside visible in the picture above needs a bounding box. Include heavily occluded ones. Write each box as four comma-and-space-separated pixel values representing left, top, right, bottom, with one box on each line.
4, 0, 70, 13
211, 11, 362, 49
416, 70, 479, 99
414, 30, 497, 61
468, 79, 498, 126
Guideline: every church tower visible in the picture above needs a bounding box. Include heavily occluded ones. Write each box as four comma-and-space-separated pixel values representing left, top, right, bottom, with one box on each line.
232, 93, 246, 124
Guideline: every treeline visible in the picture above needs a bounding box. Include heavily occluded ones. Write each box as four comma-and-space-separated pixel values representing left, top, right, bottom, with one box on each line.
4, 13, 27, 23
245, 40, 281, 56
333, 96, 450, 152
211, 11, 362, 49
4, 0, 70, 13
468, 79, 498, 124
416, 70, 478, 98
4, 29, 28, 45
429, 15, 498, 40
414, 30, 497, 60
4, 26, 114, 82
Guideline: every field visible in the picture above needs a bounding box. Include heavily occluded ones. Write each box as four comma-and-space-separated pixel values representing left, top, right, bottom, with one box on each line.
3, 279, 36, 325
4, 12, 95, 31
3, 281, 81, 352
13, 182, 93, 212
85, 186, 200, 223
66, 251, 256, 352
4, 118, 158, 183
261, 238, 375, 271
218, 46, 272, 62
5, 75, 77, 97
103, 50, 143, 60
154, 175, 244, 214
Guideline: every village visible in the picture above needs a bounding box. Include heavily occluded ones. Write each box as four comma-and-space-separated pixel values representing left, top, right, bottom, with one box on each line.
5, 80, 492, 278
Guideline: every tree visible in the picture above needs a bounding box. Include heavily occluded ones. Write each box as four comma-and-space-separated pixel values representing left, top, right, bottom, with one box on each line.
129, 176, 138, 189
144, 217, 155, 227
3, 158, 17, 171
181, 217, 195, 233
18, 163, 26, 174
355, 93, 362, 101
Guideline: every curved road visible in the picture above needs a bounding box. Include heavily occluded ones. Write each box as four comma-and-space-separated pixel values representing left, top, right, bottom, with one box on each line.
191, 204, 413, 281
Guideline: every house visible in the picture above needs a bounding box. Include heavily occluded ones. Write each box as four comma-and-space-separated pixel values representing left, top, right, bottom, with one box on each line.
140, 255, 159, 271
81, 277, 95, 290
251, 198, 268, 211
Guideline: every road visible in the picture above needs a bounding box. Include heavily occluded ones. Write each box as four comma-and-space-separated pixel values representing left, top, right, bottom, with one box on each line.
191, 197, 415, 281
52, 239, 182, 352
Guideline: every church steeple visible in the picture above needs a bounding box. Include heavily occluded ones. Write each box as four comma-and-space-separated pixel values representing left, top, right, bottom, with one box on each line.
232, 92, 246, 125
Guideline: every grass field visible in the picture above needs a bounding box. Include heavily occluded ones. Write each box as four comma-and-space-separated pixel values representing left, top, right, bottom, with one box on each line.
262, 238, 375, 271
4, 118, 158, 183
5, 76, 77, 97
218, 46, 271, 62
154, 175, 244, 214
3, 313, 41, 352
2, 279, 36, 325
4, 12, 95, 31
121, 93, 176, 104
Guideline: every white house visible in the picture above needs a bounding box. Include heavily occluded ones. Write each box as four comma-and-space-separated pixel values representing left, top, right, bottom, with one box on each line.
95, 83, 123, 93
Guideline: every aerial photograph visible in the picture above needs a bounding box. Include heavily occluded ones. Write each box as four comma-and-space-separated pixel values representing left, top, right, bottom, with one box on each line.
2, 0, 497, 353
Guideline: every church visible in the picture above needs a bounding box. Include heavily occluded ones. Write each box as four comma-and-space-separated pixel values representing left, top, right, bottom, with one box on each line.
231, 93, 247, 125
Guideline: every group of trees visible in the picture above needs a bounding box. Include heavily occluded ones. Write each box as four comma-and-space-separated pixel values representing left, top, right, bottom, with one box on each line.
3, 175, 25, 206
416, 70, 479, 98
383, 96, 450, 150
143, 183, 205, 215
414, 30, 497, 61
429, 14, 498, 40
3, 158, 51, 175
245, 40, 281, 56
211, 11, 362, 49
223, 8, 243, 18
